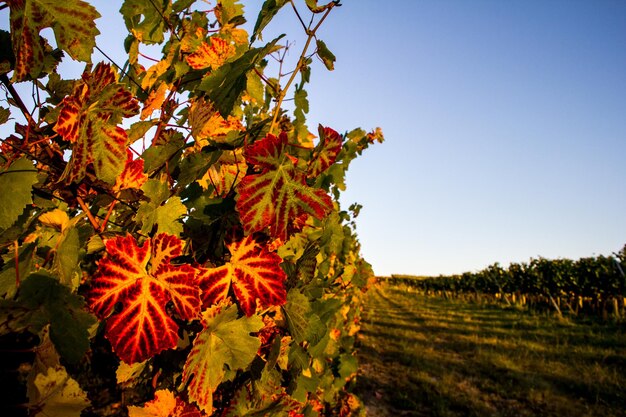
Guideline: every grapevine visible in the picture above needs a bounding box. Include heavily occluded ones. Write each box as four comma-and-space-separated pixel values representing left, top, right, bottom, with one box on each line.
0, 1, 383, 416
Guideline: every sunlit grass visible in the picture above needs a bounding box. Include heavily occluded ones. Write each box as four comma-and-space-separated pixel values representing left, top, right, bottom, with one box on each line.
354, 284, 626, 417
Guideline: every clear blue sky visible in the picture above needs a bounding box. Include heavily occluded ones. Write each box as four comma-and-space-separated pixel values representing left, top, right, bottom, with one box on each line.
3, 1, 625, 276
252, 0, 626, 276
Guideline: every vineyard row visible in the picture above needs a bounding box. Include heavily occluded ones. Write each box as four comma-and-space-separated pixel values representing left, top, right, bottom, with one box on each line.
380, 246, 626, 320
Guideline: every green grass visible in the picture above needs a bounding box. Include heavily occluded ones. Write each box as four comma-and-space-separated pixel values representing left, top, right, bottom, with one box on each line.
353, 284, 626, 417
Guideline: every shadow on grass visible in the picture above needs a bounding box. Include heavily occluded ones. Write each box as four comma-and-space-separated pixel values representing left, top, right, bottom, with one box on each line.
354, 286, 626, 417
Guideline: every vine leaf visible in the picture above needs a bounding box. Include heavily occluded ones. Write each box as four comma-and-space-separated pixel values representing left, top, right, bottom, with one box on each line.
188, 98, 244, 150
197, 236, 287, 316
225, 368, 303, 417
186, 36, 235, 70
282, 289, 326, 345
120, 0, 172, 45
182, 304, 263, 415
135, 179, 187, 236
114, 150, 148, 191
27, 365, 90, 417
7, 0, 100, 82
308, 125, 342, 178
54, 62, 139, 184
86, 233, 200, 364
198, 35, 284, 117
36, 210, 82, 290
315, 39, 335, 71
128, 389, 202, 417
11, 272, 96, 364
197, 149, 247, 197
251, 0, 287, 43
0, 106, 10, 124
0, 157, 38, 230
236, 132, 333, 240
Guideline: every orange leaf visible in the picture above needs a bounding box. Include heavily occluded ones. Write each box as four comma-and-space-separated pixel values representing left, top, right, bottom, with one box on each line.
114, 150, 147, 191
86, 233, 200, 363
198, 236, 287, 316
128, 389, 202, 417
186, 37, 235, 70
188, 98, 243, 150
140, 83, 168, 120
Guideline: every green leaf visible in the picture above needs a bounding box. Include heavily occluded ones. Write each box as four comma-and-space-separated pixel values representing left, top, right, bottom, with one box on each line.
173, 0, 196, 14
8, 0, 100, 81
0, 242, 37, 299
142, 131, 185, 174
251, 0, 287, 43
120, 0, 172, 45
54, 226, 81, 291
291, 373, 319, 403
0, 106, 10, 124
294, 88, 309, 115
0, 157, 38, 231
282, 289, 326, 344
316, 39, 335, 71
338, 353, 358, 380
16, 273, 96, 364
199, 35, 284, 117
127, 120, 156, 142
305, 0, 338, 13
183, 304, 263, 414
136, 183, 187, 237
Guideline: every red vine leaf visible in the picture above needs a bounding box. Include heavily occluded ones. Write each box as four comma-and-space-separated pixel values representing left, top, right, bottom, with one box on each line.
308, 125, 342, 177
114, 150, 147, 191
54, 62, 139, 184
128, 389, 202, 417
86, 233, 200, 364
236, 132, 333, 240
198, 236, 287, 316
7, 0, 100, 81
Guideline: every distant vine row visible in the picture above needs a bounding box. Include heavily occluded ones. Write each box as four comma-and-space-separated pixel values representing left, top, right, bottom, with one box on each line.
380, 247, 626, 320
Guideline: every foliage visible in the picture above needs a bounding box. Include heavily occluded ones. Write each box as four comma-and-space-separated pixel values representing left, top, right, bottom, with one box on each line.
0, 1, 382, 416
382, 246, 626, 320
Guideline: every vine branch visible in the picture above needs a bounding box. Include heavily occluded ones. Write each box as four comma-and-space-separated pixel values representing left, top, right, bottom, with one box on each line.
269, 4, 335, 133
0, 74, 35, 127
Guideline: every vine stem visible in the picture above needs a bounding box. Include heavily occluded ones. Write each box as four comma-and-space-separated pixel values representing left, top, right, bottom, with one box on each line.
76, 196, 101, 230
100, 193, 120, 233
269, 4, 335, 134
0, 74, 35, 127
14, 240, 20, 290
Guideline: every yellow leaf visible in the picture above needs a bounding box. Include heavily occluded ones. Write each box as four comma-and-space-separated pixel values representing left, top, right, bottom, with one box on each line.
116, 360, 147, 386
28, 366, 90, 417
128, 389, 176, 417
39, 209, 70, 232
141, 83, 168, 120
197, 149, 246, 196
141, 60, 170, 90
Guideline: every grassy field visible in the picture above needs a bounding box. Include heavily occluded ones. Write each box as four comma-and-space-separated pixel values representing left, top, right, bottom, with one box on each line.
353, 284, 626, 417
